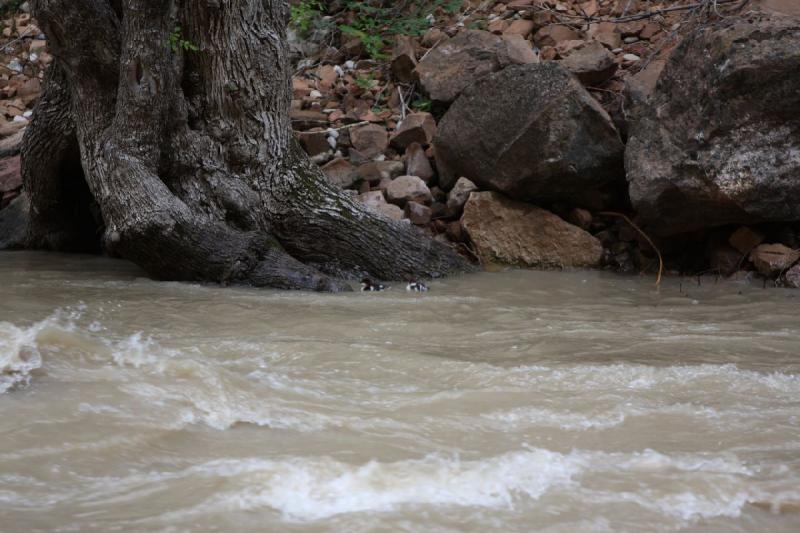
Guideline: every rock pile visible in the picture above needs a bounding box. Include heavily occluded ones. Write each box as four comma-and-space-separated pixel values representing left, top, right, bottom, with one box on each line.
0, 3, 45, 212
2, 0, 800, 286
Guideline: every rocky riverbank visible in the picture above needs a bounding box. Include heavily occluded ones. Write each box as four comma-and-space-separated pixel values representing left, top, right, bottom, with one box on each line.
1, 0, 799, 287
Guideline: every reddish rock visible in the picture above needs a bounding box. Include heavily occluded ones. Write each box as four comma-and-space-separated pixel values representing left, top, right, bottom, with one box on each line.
404, 142, 434, 182
391, 35, 417, 83
357, 160, 405, 184
298, 129, 330, 157
321, 158, 358, 189
350, 124, 388, 159
639, 22, 661, 40
386, 175, 433, 206
504, 19, 535, 38
316, 65, 338, 90
391, 112, 437, 149
533, 25, 580, 48
560, 41, 617, 85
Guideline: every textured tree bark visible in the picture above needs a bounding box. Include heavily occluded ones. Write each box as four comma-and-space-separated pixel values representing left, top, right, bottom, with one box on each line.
24, 0, 468, 290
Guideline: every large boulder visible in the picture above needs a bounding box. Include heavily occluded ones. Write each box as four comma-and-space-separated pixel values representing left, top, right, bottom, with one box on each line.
434, 62, 624, 200
625, 13, 800, 235
415, 30, 539, 104
461, 191, 603, 269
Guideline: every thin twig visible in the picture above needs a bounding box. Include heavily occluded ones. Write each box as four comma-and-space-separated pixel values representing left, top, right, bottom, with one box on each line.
292, 120, 369, 134
599, 211, 664, 287
528, 0, 741, 25
396, 85, 408, 120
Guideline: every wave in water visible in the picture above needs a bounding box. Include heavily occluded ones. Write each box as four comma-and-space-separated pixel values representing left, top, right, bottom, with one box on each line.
0, 320, 52, 393
91, 447, 763, 527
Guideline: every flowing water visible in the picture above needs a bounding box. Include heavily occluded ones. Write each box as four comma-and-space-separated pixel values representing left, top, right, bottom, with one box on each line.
1, 252, 799, 532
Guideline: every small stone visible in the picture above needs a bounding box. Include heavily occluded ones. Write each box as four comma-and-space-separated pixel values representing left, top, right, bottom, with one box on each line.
321, 158, 358, 189
391, 35, 417, 83
358, 190, 387, 208
350, 124, 388, 159
298, 129, 331, 157
446, 177, 478, 212
560, 41, 617, 85
503, 19, 535, 38
405, 201, 432, 225
404, 142, 434, 182
783, 263, 800, 288
533, 25, 580, 48
385, 175, 433, 206
622, 53, 641, 62
391, 112, 437, 149
567, 207, 593, 230
357, 160, 405, 184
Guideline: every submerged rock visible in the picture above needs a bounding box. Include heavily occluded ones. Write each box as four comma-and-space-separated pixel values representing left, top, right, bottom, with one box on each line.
461, 191, 603, 268
625, 13, 800, 235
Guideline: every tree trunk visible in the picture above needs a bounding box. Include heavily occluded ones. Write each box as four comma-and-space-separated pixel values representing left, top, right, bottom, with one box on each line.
23, 0, 468, 291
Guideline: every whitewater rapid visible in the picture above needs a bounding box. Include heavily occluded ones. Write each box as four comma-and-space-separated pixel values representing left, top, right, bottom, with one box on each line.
1, 252, 799, 532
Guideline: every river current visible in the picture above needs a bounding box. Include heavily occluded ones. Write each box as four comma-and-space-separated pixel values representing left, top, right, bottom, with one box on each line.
1, 252, 799, 532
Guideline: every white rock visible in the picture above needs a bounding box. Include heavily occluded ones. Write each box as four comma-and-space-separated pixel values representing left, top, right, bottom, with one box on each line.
623, 53, 641, 62
309, 89, 322, 99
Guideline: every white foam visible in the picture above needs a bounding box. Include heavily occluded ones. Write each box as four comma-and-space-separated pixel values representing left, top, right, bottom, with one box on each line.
0, 319, 54, 393
133, 447, 759, 526
162, 449, 583, 522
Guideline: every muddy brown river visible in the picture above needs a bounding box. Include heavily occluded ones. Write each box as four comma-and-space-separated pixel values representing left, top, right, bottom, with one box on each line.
1, 252, 799, 532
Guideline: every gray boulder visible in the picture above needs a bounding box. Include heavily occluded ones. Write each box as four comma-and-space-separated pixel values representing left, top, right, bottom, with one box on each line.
625, 13, 800, 235
435, 62, 624, 200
